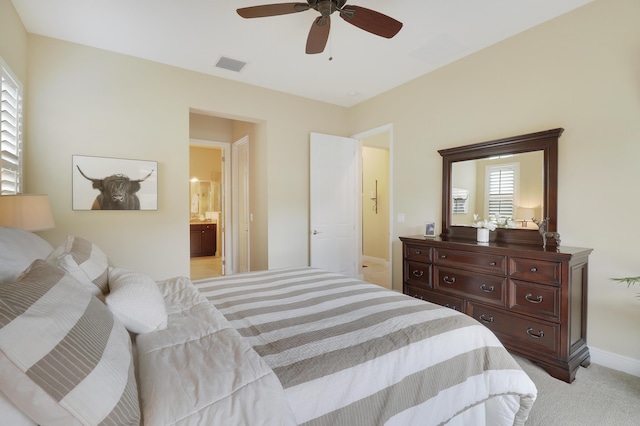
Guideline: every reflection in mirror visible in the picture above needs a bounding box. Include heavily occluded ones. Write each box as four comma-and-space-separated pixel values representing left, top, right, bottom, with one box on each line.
439, 128, 562, 246
190, 180, 221, 221
451, 151, 543, 230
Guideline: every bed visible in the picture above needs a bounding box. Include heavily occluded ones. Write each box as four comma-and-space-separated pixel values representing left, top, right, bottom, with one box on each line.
0, 227, 537, 425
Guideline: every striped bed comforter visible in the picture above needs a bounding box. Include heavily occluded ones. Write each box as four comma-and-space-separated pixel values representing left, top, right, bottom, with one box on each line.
193, 267, 537, 426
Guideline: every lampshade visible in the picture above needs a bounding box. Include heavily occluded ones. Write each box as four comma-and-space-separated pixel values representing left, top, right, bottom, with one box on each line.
516, 207, 535, 220
0, 194, 55, 231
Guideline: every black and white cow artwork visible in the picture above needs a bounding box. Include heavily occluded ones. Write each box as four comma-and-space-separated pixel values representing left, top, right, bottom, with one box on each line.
76, 166, 154, 210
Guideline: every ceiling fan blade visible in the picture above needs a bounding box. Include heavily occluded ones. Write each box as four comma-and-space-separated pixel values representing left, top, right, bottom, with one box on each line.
237, 3, 310, 19
340, 5, 402, 38
306, 16, 331, 54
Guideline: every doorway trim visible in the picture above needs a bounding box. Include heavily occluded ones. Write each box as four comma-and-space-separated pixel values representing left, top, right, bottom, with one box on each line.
189, 138, 231, 275
352, 124, 394, 289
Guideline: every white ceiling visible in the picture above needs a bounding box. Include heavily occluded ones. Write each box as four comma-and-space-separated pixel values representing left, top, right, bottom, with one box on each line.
11, 0, 592, 107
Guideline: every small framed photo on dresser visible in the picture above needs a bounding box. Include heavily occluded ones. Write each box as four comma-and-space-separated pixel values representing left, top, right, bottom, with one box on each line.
424, 222, 436, 237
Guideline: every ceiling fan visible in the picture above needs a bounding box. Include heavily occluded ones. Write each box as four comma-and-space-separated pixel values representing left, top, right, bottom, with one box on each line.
237, 1, 403, 54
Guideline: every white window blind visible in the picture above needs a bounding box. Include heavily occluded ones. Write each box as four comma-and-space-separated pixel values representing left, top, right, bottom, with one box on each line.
451, 187, 469, 214
486, 164, 517, 218
1, 57, 23, 195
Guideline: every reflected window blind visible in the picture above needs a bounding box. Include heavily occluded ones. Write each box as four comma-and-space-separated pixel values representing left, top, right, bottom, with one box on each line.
487, 165, 515, 217
451, 187, 469, 214
0, 57, 23, 195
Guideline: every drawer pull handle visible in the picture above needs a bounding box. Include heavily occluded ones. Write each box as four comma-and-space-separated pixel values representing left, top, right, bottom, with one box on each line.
530, 267, 538, 272
443, 276, 456, 285
526, 328, 545, 339
489, 262, 496, 266
478, 314, 494, 324
480, 284, 495, 293
525, 293, 543, 304
444, 304, 457, 311
440, 255, 447, 259
412, 270, 424, 277
414, 250, 422, 255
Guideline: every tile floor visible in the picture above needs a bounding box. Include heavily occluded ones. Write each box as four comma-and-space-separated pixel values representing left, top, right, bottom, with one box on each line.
362, 258, 391, 289
190, 256, 223, 281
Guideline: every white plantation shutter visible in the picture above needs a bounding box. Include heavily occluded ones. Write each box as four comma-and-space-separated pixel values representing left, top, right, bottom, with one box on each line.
451, 187, 469, 214
486, 164, 517, 218
1, 57, 23, 195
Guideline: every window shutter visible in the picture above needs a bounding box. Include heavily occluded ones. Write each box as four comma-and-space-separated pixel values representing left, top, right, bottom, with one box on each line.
451, 187, 469, 214
487, 166, 515, 217
1, 57, 23, 195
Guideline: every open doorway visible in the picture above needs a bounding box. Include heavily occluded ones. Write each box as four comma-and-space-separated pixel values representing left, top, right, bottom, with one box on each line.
189, 141, 229, 280
356, 126, 392, 289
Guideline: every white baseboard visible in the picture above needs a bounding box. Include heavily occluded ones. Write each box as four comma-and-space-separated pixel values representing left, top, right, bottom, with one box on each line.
590, 346, 640, 377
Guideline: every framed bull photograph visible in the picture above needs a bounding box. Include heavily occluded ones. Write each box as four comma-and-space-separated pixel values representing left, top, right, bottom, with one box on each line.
72, 155, 158, 211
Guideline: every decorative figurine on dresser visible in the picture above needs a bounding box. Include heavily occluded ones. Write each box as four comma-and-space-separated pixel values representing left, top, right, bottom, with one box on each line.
401, 128, 592, 383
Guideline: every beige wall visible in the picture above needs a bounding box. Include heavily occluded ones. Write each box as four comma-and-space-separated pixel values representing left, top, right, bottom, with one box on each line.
189, 112, 233, 142
3, 0, 639, 364
189, 146, 221, 184
12, 30, 349, 280
349, 0, 640, 361
0, 0, 27, 81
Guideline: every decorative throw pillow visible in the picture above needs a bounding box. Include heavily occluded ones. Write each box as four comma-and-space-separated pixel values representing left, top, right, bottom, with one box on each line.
0, 227, 54, 284
46, 235, 109, 295
106, 267, 168, 334
0, 260, 140, 426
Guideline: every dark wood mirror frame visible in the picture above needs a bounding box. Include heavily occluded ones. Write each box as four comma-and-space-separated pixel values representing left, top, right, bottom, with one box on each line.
439, 128, 563, 246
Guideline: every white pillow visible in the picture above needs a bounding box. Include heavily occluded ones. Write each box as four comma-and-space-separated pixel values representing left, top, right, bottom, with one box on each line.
46, 235, 109, 296
106, 267, 168, 334
0, 227, 54, 284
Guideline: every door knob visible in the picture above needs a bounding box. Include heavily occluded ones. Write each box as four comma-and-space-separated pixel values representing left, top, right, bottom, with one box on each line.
312, 230, 322, 235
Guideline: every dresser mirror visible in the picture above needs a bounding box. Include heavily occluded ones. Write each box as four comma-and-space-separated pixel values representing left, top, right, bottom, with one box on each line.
439, 128, 562, 245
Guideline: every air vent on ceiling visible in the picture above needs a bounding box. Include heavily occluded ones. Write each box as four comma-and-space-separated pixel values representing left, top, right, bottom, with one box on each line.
215, 56, 247, 72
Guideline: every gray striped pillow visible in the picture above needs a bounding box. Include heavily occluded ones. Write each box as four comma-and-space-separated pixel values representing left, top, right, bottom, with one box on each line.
47, 235, 110, 295
0, 259, 140, 425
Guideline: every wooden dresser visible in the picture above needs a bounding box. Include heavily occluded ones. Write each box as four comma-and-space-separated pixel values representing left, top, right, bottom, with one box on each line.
400, 235, 592, 383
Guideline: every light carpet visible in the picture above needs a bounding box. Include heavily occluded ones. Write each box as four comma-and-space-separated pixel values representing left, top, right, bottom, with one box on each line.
514, 355, 640, 425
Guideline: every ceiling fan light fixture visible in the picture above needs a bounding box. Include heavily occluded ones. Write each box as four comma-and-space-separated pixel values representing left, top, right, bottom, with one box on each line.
317, 1, 333, 17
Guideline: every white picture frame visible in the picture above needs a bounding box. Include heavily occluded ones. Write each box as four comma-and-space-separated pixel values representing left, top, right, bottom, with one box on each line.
72, 155, 158, 211
424, 222, 436, 237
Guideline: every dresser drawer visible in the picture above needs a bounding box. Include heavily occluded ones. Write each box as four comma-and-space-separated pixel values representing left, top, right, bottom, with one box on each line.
405, 244, 431, 263
405, 285, 465, 312
510, 257, 561, 285
434, 266, 506, 307
434, 248, 506, 275
469, 303, 559, 355
509, 279, 560, 320
405, 261, 431, 288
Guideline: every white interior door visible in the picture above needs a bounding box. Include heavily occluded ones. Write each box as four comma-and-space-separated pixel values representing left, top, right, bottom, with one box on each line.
310, 132, 360, 278
219, 143, 230, 275
232, 136, 250, 273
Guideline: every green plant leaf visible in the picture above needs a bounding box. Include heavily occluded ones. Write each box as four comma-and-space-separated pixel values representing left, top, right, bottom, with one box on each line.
611, 276, 640, 287
611, 276, 640, 298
